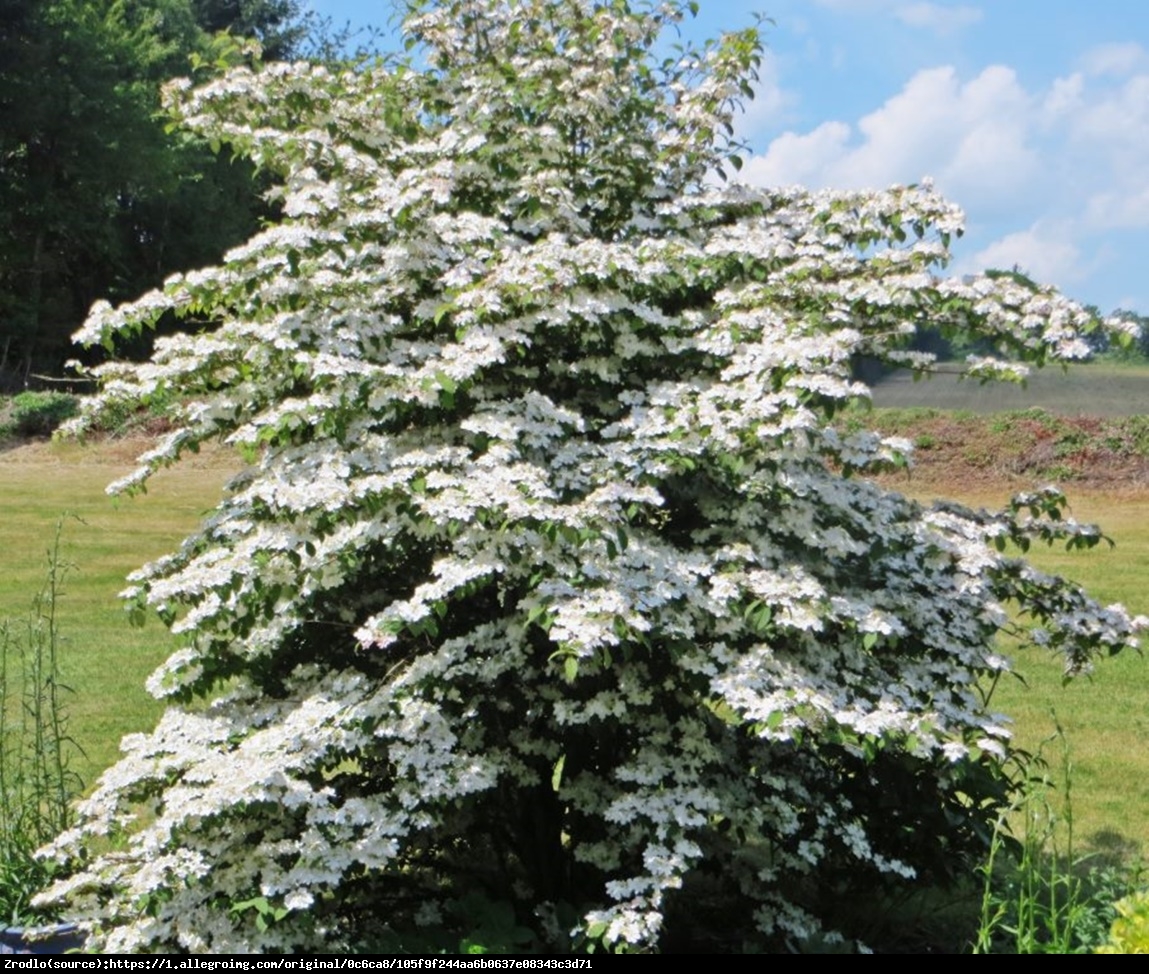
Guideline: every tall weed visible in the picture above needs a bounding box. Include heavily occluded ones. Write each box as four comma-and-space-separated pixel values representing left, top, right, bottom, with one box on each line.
0, 520, 84, 924
973, 720, 1139, 953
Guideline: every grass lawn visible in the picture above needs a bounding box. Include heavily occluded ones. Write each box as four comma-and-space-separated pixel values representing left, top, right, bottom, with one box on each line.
873, 360, 1149, 416
888, 482, 1149, 862
0, 435, 237, 781
1000, 494, 1149, 865
0, 424, 1146, 863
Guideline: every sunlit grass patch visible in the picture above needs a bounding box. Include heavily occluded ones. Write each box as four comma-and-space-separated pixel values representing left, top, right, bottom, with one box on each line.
894, 485, 1149, 857
0, 436, 237, 780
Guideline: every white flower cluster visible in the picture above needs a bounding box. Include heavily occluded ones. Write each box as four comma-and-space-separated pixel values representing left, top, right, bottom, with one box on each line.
44, 0, 1143, 954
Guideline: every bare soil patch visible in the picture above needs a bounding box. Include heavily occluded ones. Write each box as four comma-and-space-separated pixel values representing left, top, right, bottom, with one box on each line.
0, 432, 240, 470
860, 409, 1149, 495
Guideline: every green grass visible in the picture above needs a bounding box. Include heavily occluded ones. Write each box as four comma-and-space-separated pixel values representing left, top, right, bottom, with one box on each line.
873, 361, 1149, 416
900, 487, 1149, 859
1, 429, 1146, 872
0, 437, 236, 781
997, 493, 1149, 861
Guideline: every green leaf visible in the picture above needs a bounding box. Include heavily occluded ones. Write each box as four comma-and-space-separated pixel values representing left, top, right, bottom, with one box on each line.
231, 896, 271, 916
585, 921, 608, 940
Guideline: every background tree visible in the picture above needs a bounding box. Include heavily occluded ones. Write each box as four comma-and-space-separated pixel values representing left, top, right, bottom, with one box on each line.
41, 0, 1144, 953
0, 0, 317, 388
190, 0, 308, 60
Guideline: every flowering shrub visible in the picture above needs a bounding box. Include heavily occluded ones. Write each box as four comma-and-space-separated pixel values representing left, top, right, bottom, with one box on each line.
40, 0, 1145, 953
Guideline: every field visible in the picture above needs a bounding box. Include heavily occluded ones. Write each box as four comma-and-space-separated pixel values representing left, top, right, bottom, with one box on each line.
0, 369, 1147, 863
873, 360, 1149, 416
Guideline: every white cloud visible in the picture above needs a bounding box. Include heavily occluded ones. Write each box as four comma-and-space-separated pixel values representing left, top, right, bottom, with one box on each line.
1064, 74, 1149, 229
810, 0, 892, 10
1079, 42, 1147, 77
735, 34, 1149, 311
741, 65, 1038, 216
1086, 188, 1149, 231
941, 67, 1037, 203
845, 67, 963, 186
1069, 74, 1149, 154
895, 3, 983, 35
961, 223, 1084, 285
809, 0, 983, 33
740, 122, 851, 188
1041, 73, 1084, 122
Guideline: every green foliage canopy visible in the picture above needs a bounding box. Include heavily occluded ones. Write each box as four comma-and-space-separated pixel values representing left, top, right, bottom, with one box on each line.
0, 0, 318, 386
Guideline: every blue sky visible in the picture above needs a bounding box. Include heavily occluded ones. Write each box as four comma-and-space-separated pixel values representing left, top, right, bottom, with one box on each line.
305, 1, 1149, 316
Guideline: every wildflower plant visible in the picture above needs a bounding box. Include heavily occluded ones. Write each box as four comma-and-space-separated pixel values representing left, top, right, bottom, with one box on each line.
42, 0, 1145, 953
